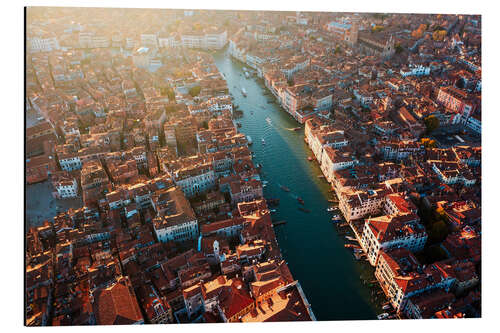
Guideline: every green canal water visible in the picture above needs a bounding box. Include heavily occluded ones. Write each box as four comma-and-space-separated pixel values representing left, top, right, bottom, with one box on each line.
213, 50, 379, 321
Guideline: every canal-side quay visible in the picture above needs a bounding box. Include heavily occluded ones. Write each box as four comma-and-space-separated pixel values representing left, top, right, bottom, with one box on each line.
213, 50, 383, 321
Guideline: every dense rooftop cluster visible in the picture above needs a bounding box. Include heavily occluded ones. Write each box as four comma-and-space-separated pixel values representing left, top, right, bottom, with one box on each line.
226, 10, 481, 319
25, 8, 320, 326
25, 8, 480, 325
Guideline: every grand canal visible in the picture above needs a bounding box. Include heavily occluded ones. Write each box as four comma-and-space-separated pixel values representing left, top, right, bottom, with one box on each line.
213, 50, 378, 321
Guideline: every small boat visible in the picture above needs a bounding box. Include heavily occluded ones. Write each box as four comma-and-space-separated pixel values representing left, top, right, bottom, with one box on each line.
328, 199, 338, 203
261, 138, 265, 145
236, 122, 242, 128
292, 127, 301, 131
270, 209, 277, 213
377, 313, 389, 320
298, 207, 311, 213
242, 87, 247, 97
272, 220, 286, 226
247, 136, 253, 145
345, 236, 357, 241
344, 244, 359, 248
326, 207, 336, 212
280, 185, 290, 192
245, 71, 250, 78
331, 214, 343, 222
354, 252, 364, 260
318, 175, 325, 179
297, 197, 304, 205
382, 304, 391, 310
307, 156, 313, 161
266, 117, 272, 125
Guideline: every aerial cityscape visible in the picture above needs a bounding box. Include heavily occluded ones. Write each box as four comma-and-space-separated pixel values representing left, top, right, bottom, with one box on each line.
25, 7, 481, 325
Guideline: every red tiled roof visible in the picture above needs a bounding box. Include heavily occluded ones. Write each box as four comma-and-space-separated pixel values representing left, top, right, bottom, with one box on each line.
218, 281, 254, 320
93, 277, 144, 325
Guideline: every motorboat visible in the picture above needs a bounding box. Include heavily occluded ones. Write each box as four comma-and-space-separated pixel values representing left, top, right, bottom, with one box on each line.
280, 185, 290, 192
332, 216, 342, 223
377, 313, 389, 320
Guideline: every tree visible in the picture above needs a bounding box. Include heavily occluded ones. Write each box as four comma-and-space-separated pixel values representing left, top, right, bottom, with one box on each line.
424, 115, 439, 134
188, 86, 201, 97
411, 24, 427, 39
160, 86, 176, 102
395, 43, 403, 54
166, 88, 175, 101
165, 104, 177, 115
421, 137, 436, 148
429, 220, 449, 243
193, 22, 202, 32
433, 30, 447, 41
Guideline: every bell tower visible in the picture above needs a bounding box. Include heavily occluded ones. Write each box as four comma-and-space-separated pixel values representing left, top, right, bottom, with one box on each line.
383, 35, 395, 59
349, 20, 359, 45
213, 239, 220, 263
